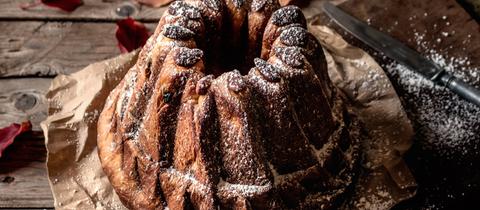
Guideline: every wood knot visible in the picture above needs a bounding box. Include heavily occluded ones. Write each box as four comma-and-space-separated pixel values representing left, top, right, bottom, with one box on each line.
115, 3, 137, 17
14, 93, 37, 111
2, 176, 15, 184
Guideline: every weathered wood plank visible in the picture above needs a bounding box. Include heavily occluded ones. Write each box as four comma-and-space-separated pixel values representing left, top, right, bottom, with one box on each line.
0, 0, 350, 22
0, 21, 156, 77
0, 0, 166, 22
0, 132, 53, 208
328, 0, 480, 66
0, 78, 51, 130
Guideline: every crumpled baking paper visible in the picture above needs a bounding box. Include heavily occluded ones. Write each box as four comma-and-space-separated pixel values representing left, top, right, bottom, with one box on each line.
309, 18, 416, 209
41, 21, 417, 210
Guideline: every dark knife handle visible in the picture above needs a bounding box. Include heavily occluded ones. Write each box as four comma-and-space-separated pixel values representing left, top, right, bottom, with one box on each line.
438, 73, 480, 107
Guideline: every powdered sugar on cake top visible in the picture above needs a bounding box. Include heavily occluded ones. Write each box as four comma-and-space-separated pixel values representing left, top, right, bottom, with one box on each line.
273, 46, 305, 68
280, 26, 308, 47
251, 0, 267, 12
271, 6, 304, 27
174, 47, 204, 67
168, 1, 202, 19
162, 24, 195, 40
254, 58, 281, 82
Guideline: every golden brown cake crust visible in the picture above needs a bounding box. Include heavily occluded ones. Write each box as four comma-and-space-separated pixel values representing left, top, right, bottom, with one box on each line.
97, 1, 361, 209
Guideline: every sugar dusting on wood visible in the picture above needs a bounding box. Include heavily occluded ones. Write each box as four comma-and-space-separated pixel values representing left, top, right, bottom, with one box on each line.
383, 31, 480, 158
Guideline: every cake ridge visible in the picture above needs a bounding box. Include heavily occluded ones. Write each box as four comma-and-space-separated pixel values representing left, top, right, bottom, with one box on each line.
97, 1, 361, 209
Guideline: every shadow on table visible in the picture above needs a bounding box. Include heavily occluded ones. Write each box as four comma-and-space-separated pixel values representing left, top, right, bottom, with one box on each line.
0, 131, 46, 175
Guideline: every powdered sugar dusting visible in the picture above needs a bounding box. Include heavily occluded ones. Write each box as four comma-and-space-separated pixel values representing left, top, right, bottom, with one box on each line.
174, 47, 204, 67
165, 167, 210, 193
170, 15, 203, 34
271, 5, 305, 27
349, 59, 392, 100
98, 2, 362, 208
251, 0, 267, 12
384, 33, 480, 158
231, 0, 245, 8
217, 178, 272, 197
279, 26, 308, 47
203, 0, 221, 11
196, 75, 214, 95
273, 46, 305, 68
226, 70, 246, 92
254, 58, 281, 82
168, 1, 202, 19
162, 24, 195, 40
352, 183, 395, 209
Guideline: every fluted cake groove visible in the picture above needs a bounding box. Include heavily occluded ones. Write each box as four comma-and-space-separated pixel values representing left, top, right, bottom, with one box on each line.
97, 0, 362, 209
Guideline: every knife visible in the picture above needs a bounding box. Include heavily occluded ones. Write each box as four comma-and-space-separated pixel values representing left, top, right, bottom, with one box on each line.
322, 2, 480, 107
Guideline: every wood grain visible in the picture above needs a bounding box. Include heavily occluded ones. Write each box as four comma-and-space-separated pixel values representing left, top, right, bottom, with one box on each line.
0, 0, 347, 21
0, 0, 478, 209
0, 132, 53, 208
316, 0, 480, 67
0, 21, 156, 77
0, 0, 166, 22
0, 78, 51, 131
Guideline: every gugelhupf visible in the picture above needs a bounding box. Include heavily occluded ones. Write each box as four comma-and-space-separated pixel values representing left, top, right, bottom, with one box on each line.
97, 0, 361, 209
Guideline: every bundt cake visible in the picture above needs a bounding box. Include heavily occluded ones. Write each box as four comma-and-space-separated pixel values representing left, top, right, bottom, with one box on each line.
97, 0, 361, 209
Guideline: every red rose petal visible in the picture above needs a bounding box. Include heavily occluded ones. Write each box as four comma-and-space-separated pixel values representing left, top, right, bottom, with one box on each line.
41, 0, 83, 12
20, 0, 83, 12
135, 0, 174, 7
116, 17, 151, 53
0, 121, 32, 158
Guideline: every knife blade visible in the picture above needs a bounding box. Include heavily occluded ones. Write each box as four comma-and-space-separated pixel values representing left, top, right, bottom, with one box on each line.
322, 2, 480, 107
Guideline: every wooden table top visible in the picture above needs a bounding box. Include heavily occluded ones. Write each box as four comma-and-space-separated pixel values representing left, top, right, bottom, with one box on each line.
0, 1, 163, 208
0, 0, 478, 209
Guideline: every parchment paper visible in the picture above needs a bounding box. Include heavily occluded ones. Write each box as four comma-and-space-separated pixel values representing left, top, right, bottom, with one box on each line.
41, 24, 417, 209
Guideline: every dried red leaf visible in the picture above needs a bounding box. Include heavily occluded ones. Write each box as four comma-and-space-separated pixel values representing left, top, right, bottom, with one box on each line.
42, 0, 83, 12
0, 121, 32, 158
116, 17, 151, 53
135, 0, 174, 7
20, 0, 83, 12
